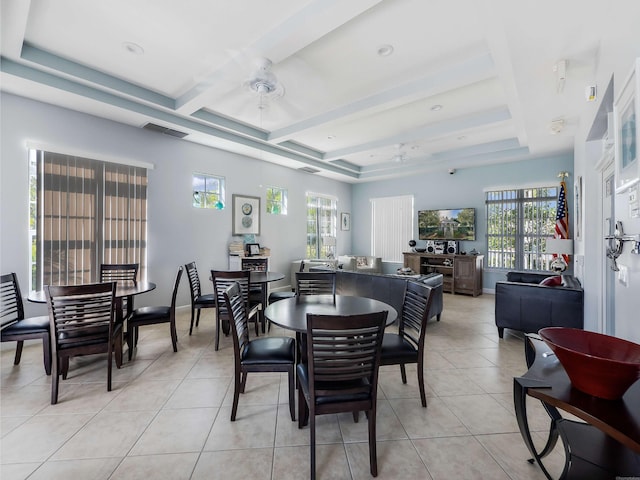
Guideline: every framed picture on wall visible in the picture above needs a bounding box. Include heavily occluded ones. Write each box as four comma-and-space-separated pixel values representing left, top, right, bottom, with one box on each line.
341, 212, 351, 231
614, 58, 640, 194
232, 194, 261, 235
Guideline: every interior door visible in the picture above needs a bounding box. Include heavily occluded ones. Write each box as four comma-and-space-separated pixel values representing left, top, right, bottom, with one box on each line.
602, 163, 616, 335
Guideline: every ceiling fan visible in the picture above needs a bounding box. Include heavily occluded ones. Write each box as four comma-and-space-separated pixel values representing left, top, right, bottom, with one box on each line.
242, 57, 285, 100
391, 143, 409, 163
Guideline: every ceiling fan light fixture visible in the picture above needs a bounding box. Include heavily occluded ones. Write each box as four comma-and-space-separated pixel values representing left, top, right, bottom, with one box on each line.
377, 44, 394, 57
430, 104, 443, 111
122, 42, 144, 55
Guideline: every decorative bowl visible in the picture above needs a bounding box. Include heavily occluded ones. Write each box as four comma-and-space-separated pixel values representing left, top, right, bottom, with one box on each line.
539, 327, 640, 400
414, 247, 426, 253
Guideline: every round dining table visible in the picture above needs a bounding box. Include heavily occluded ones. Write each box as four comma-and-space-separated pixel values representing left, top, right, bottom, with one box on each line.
264, 294, 397, 333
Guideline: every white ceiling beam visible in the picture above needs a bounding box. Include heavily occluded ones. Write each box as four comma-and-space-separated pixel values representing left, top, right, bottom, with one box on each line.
1, 0, 31, 58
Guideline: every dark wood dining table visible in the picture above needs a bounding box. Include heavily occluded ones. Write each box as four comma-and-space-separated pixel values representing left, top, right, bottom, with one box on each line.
264, 294, 397, 332
28, 281, 157, 324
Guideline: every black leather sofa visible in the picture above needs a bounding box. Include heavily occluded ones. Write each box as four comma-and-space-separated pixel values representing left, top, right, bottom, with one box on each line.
335, 271, 443, 322
495, 271, 584, 338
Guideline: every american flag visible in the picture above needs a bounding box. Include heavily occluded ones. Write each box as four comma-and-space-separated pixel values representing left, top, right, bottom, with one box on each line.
555, 180, 570, 264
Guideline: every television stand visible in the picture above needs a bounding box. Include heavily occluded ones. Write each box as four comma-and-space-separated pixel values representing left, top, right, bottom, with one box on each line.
403, 252, 483, 296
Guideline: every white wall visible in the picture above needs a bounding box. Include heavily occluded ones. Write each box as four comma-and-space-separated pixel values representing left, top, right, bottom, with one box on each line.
351, 154, 574, 290
0, 93, 352, 317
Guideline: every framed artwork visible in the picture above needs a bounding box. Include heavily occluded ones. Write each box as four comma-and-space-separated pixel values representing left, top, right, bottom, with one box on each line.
614, 58, 640, 194
341, 212, 351, 231
246, 243, 261, 256
232, 194, 261, 235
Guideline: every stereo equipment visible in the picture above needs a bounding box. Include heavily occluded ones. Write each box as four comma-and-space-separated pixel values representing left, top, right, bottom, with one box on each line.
434, 240, 445, 254
446, 241, 458, 254
426, 241, 436, 254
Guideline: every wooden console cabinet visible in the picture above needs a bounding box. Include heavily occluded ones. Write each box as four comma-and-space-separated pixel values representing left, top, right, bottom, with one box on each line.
403, 252, 483, 296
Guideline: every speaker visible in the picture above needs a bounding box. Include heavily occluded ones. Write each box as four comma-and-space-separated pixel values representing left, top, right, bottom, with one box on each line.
425, 240, 436, 254
434, 240, 445, 254
446, 241, 458, 254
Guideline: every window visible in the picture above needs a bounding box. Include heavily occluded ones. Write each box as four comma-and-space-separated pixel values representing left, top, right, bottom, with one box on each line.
486, 186, 558, 271
266, 186, 287, 215
306, 194, 337, 259
371, 195, 413, 262
29, 149, 148, 291
192, 173, 225, 209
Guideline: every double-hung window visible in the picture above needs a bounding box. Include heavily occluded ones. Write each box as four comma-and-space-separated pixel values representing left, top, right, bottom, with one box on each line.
29, 149, 148, 291
485, 186, 558, 271
306, 193, 336, 259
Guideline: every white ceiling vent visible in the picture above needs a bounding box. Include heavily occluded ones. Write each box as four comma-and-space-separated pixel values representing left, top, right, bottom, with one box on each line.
143, 123, 189, 138
298, 166, 321, 174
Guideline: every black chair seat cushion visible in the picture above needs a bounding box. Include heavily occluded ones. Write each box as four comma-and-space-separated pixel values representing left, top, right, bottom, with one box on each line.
241, 337, 295, 365
195, 293, 216, 307
296, 364, 370, 405
129, 306, 170, 324
1, 315, 49, 336
268, 291, 295, 304
381, 333, 418, 363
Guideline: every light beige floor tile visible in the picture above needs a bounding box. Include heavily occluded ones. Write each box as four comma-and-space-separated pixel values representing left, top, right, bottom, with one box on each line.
221, 373, 281, 407
164, 377, 230, 409
1, 413, 93, 463
51, 410, 156, 460
439, 349, 495, 369
460, 366, 515, 394
204, 404, 276, 450
191, 448, 273, 480
1, 364, 48, 388
389, 397, 470, 439
338, 399, 408, 442
27, 457, 121, 480
38, 382, 124, 415
0, 462, 41, 480
110, 452, 199, 480
186, 355, 235, 378
273, 444, 351, 480
275, 404, 343, 447
378, 365, 435, 401
0, 384, 51, 416
103, 379, 181, 412
413, 435, 510, 479
345, 439, 433, 480
440, 393, 520, 435
130, 407, 218, 455
425, 368, 485, 396
134, 356, 198, 381
0, 415, 30, 438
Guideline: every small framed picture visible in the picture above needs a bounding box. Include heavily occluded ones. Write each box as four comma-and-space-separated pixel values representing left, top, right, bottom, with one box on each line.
246, 243, 261, 256
341, 212, 351, 231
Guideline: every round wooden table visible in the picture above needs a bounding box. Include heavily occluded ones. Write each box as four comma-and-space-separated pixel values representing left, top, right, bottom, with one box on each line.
264, 294, 397, 333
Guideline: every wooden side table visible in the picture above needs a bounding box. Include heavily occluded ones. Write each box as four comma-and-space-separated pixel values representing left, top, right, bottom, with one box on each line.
514, 335, 640, 479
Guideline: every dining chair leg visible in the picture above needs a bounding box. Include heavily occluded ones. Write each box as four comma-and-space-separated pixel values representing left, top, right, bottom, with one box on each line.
189, 306, 196, 335
240, 371, 248, 393
417, 357, 427, 407
107, 348, 113, 392
127, 329, 134, 361
42, 335, 52, 375
400, 363, 407, 384
195, 309, 201, 327
14, 340, 24, 365
62, 357, 70, 379
170, 322, 178, 353
310, 414, 317, 480
288, 367, 295, 421
368, 407, 378, 477
231, 370, 241, 421
51, 356, 60, 404
214, 314, 221, 351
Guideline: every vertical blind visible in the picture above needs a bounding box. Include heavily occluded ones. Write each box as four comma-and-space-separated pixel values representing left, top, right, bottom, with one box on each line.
371, 195, 413, 262
34, 150, 147, 290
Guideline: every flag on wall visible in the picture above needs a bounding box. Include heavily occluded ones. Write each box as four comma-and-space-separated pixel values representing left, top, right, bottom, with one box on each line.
555, 180, 570, 264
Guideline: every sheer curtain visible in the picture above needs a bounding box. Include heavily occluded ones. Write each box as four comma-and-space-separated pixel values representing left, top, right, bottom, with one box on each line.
371, 195, 413, 262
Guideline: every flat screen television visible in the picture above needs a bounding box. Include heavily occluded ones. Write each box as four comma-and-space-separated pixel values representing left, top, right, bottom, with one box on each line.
418, 208, 475, 241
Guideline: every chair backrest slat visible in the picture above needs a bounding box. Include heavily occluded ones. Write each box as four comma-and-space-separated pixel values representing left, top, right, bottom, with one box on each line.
185, 261, 202, 298
296, 272, 336, 298
212, 270, 251, 318
0, 273, 25, 327
306, 311, 387, 398
222, 282, 251, 353
100, 264, 138, 285
399, 282, 433, 348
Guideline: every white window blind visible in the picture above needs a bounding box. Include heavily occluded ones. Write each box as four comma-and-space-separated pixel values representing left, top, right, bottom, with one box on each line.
371, 195, 413, 262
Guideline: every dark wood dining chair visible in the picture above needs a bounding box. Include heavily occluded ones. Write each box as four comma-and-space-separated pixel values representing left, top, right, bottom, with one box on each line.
1, 273, 51, 375
184, 261, 216, 335
46, 281, 122, 404
223, 282, 296, 421
268, 260, 304, 305
380, 281, 434, 407
100, 263, 138, 319
211, 270, 261, 351
295, 271, 336, 299
298, 310, 388, 480
126, 266, 182, 360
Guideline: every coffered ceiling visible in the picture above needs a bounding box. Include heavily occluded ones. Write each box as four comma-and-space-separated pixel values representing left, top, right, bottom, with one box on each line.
2, 0, 639, 182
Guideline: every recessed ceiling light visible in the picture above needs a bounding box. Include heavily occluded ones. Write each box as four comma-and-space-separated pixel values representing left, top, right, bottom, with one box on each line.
457, 135, 466, 140
327, 135, 335, 140
122, 42, 144, 55
377, 44, 394, 57
430, 104, 443, 111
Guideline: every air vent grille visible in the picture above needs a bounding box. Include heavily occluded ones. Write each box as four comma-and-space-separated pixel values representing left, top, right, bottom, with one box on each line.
298, 166, 320, 174
143, 123, 188, 138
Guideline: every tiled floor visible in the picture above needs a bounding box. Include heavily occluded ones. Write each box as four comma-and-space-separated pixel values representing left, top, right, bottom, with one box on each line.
1, 293, 567, 479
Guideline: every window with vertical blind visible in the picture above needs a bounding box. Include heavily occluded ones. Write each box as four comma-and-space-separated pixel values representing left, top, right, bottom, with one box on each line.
29, 149, 148, 291
485, 186, 557, 271
306, 193, 337, 259
371, 195, 413, 262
